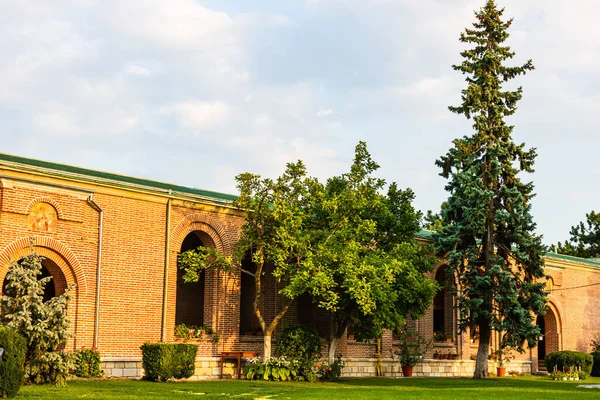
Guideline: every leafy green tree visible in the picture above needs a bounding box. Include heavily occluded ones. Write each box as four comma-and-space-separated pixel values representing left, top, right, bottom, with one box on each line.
307, 142, 438, 363
180, 161, 320, 359
433, 0, 547, 379
0, 246, 75, 385
556, 211, 600, 258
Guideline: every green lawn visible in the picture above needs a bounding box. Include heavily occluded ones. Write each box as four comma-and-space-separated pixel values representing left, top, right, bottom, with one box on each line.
15, 376, 600, 399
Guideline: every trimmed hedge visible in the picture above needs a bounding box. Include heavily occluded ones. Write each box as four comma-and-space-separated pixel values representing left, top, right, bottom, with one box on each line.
545, 351, 593, 374
140, 343, 198, 381
0, 326, 27, 398
591, 351, 600, 377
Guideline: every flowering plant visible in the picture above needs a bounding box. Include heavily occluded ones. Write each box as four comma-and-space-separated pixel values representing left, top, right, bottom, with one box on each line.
174, 323, 216, 341
316, 355, 345, 381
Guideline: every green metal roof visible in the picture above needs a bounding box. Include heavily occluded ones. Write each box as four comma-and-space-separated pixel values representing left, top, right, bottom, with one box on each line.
544, 252, 600, 267
0, 152, 237, 204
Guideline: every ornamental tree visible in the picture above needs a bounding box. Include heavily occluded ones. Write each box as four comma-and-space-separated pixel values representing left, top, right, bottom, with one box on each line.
308, 143, 437, 363
180, 160, 320, 359
0, 246, 75, 385
556, 211, 600, 258
433, 0, 547, 379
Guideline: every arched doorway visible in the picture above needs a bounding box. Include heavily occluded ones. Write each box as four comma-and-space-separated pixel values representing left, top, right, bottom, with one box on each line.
537, 306, 560, 370
175, 231, 213, 326
433, 265, 453, 341
2, 257, 67, 302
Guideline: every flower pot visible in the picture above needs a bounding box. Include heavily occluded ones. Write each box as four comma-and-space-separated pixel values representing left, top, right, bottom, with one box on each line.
401, 366, 414, 377
497, 367, 506, 377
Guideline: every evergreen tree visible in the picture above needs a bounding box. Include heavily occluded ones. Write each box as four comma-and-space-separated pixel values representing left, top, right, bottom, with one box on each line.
433, 0, 547, 379
0, 246, 75, 385
556, 211, 600, 258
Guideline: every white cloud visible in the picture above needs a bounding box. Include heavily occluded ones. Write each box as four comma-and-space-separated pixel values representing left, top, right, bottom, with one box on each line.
104, 0, 234, 50
317, 108, 333, 117
33, 111, 81, 137
126, 65, 151, 77
160, 101, 231, 129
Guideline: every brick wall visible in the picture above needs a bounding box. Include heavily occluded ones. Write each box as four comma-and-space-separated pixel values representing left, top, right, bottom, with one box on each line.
2, 166, 600, 378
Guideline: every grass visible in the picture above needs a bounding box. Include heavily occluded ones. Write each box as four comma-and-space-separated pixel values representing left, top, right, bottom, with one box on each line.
15, 376, 600, 399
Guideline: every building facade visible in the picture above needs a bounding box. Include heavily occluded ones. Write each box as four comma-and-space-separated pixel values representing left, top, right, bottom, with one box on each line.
1, 153, 599, 378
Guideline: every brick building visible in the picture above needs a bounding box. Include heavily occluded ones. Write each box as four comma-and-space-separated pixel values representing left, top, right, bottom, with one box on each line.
1, 153, 599, 378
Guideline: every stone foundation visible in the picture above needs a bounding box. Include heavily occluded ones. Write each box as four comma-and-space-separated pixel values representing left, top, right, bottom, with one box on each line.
342, 358, 532, 378
103, 357, 531, 380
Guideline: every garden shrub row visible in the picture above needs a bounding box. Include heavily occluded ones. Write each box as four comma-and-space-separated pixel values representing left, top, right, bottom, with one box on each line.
140, 343, 198, 381
545, 351, 593, 374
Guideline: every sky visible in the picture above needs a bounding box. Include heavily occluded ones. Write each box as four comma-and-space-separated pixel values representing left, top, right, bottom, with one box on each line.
1, 0, 599, 246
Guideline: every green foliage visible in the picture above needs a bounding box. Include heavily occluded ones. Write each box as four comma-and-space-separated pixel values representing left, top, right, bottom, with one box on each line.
433, 0, 547, 377
316, 355, 345, 381
74, 347, 103, 378
275, 325, 321, 380
556, 211, 600, 258
140, 343, 198, 381
173, 324, 216, 340
0, 246, 75, 386
308, 142, 438, 347
545, 351, 593, 375
591, 351, 600, 377
394, 325, 432, 367
177, 246, 232, 283
244, 356, 303, 382
0, 327, 26, 398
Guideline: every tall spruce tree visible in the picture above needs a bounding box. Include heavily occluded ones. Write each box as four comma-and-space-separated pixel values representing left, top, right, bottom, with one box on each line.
433, 0, 547, 379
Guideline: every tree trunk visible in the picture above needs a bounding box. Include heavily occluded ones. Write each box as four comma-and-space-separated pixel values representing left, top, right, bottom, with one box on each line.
328, 336, 340, 364
263, 334, 272, 359
328, 318, 349, 364
473, 322, 490, 379
376, 338, 383, 377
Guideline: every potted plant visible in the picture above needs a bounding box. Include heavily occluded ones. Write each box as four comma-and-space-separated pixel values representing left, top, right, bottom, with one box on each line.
395, 326, 432, 377
493, 347, 513, 377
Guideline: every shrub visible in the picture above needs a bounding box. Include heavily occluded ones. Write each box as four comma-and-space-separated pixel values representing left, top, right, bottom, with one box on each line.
591, 351, 600, 377
0, 247, 75, 386
395, 326, 432, 367
545, 351, 593, 374
0, 327, 26, 398
74, 347, 103, 378
275, 325, 321, 381
140, 343, 197, 381
244, 356, 300, 381
316, 355, 345, 381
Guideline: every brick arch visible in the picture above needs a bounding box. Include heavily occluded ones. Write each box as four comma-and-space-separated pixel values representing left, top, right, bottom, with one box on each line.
543, 298, 562, 353
171, 213, 228, 255
26, 197, 64, 220
0, 236, 87, 298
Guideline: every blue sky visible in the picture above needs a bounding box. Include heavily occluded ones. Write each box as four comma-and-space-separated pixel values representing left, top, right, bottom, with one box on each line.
1, 0, 599, 246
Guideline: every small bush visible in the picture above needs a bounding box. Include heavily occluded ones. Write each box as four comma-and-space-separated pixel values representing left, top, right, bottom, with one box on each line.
74, 347, 103, 378
244, 356, 300, 381
0, 326, 26, 398
316, 355, 345, 381
275, 325, 321, 381
140, 343, 197, 381
591, 351, 600, 377
545, 351, 593, 374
